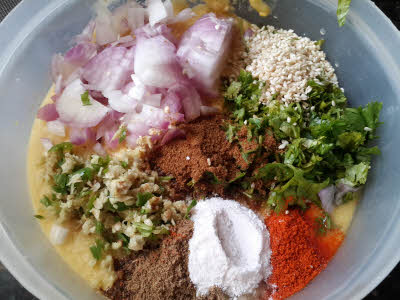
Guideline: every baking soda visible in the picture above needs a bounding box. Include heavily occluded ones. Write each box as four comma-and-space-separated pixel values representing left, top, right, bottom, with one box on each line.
188, 197, 272, 298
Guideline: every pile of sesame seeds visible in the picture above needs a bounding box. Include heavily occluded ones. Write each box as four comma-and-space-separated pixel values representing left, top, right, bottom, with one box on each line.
243, 25, 338, 104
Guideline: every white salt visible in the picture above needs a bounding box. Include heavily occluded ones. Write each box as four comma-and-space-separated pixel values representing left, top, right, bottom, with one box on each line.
188, 197, 272, 298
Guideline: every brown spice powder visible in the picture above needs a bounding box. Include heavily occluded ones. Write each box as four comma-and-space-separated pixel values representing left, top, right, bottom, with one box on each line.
103, 220, 227, 300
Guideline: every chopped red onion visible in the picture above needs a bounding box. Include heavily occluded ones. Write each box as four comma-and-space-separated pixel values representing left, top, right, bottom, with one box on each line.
56, 79, 110, 128
40, 138, 53, 152
160, 128, 185, 145
335, 182, 359, 205
69, 127, 95, 145
64, 42, 97, 66
177, 13, 233, 95
169, 82, 201, 121
37, 103, 59, 121
74, 20, 95, 44
147, 0, 172, 27
318, 185, 336, 214
94, 3, 118, 45
104, 90, 137, 113
168, 8, 195, 24
93, 142, 107, 156
200, 105, 220, 116
82, 46, 135, 92
127, 6, 146, 31
47, 120, 66, 137
134, 35, 181, 88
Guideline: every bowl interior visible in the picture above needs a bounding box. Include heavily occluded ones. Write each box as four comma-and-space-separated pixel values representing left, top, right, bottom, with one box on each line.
0, 0, 399, 299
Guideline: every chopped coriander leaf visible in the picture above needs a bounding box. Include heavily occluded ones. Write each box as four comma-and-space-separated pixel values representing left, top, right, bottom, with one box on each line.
316, 212, 332, 235
120, 161, 129, 169
72, 167, 94, 181
119, 126, 127, 143
136, 192, 153, 207
337, 0, 352, 27
52, 173, 69, 194
134, 222, 153, 237
34, 214, 45, 220
40, 195, 52, 207
117, 232, 130, 245
159, 176, 174, 182
228, 172, 246, 184
81, 91, 92, 106
90, 239, 104, 260
185, 199, 197, 219
85, 194, 97, 215
95, 221, 105, 235
49, 142, 73, 153
315, 39, 325, 47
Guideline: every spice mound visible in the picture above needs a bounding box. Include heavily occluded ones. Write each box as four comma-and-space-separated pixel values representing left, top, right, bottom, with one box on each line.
264, 210, 328, 300
188, 197, 272, 298
104, 219, 228, 300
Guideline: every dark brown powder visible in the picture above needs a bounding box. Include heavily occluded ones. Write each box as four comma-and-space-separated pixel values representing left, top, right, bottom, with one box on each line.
103, 220, 228, 300
150, 115, 277, 200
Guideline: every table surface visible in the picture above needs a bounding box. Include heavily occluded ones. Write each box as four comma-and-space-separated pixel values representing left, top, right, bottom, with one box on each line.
1, 0, 400, 299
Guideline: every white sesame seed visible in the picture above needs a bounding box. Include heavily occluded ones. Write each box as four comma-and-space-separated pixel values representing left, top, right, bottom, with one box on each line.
310, 265, 314, 269
364, 127, 372, 132
285, 210, 289, 215
244, 120, 248, 125
186, 156, 190, 161
278, 140, 289, 150
207, 158, 211, 166
332, 101, 336, 107
287, 117, 291, 123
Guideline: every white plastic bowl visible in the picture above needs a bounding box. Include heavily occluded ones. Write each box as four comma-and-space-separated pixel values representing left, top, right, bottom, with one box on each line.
0, 0, 399, 299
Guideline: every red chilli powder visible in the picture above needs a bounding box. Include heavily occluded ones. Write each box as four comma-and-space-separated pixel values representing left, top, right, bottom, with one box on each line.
263, 210, 329, 300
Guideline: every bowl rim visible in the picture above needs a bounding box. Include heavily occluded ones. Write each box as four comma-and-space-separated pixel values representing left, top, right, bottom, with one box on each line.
0, 0, 399, 300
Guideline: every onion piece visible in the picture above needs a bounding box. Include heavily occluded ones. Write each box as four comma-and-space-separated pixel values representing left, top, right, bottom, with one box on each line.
200, 105, 220, 116
142, 93, 162, 107
146, 0, 172, 27
74, 20, 95, 44
111, 4, 131, 36
169, 83, 201, 121
335, 182, 359, 205
93, 142, 107, 156
127, 6, 146, 31
104, 90, 137, 113
318, 185, 336, 214
160, 128, 185, 145
40, 138, 53, 152
94, 2, 118, 45
64, 42, 97, 66
82, 46, 135, 92
37, 103, 59, 121
56, 79, 110, 128
134, 35, 181, 88
49, 224, 69, 245
168, 8, 195, 24
161, 90, 182, 113
177, 13, 233, 95
51, 54, 76, 83
69, 127, 95, 145
47, 120, 66, 137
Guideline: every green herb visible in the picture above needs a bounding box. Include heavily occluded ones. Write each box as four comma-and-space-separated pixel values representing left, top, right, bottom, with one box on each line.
136, 192, 153, 207
159, 176, 174, 182
85, 194, 97, 214
81, 91, 91, 106
315, 39, 325, 47
91, 156, 110, 174
337, 0, 352, 27
228, 172, 246, 184
34, 214, 45, 220
117, 232, 130, 245
119, 126, 127, 143
95, 221, 105, 235
120, 161, 129, 169
204, 171, 222, 185
133, 222, 153, 237
72, 167, 94, 181
52, 173, 69, 194
185, 199, 197, 219
316, 213, 332, 235
40, 196, 52, 207
90, 239, 104, 260
49, 142, 73, 153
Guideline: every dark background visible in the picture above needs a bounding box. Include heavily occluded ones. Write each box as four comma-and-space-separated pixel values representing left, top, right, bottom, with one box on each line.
0, 0, 399, 299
